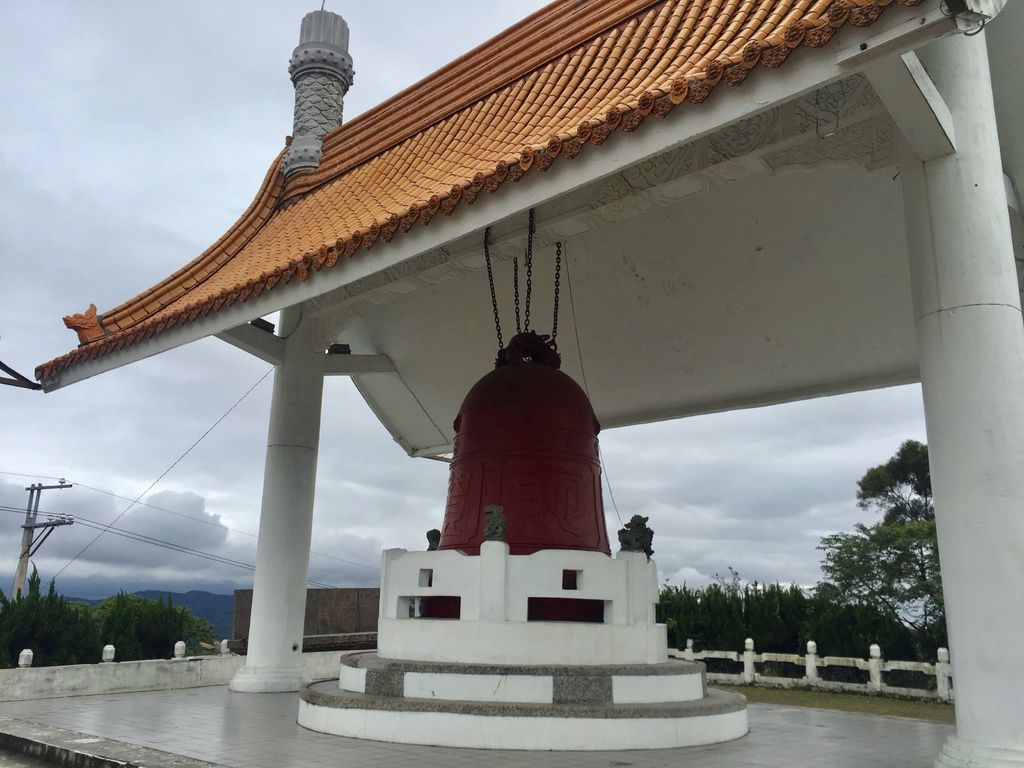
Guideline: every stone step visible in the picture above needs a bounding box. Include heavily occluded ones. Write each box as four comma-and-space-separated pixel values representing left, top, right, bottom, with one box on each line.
298, 681, 750, 749
303, 680, 745, 718
339, 652, 708, 705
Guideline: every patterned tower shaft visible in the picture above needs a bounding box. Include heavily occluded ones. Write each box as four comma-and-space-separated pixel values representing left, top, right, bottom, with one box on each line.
282, 11, 354, 179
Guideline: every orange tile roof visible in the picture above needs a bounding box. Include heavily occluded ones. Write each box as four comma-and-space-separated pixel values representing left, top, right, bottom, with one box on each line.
37, 0, 921, 384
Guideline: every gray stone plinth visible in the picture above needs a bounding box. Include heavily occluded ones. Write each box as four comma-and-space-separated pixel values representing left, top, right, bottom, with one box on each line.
302, 680, 746, 719
343, 651, 704, 677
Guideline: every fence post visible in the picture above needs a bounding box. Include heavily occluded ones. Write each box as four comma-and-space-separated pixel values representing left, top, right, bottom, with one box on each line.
683, 638, 694, 661
804, 640, 818, 685
220, 639, 230, 656
173, 640, 186, 659
743, 638, 756, 684
101, 644, 115, 663
936, 647, 952, 702
18, 649, 33, 668
868, 643, 882, 693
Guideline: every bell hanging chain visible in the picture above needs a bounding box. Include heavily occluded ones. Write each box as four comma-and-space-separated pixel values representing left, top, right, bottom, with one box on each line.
513, 257, 521, 334
551, 241, 562, 342
483, 227, 503, 350
524, 208, 535, 332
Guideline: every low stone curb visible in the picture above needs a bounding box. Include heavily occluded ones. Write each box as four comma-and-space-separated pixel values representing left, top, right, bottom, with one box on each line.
303, 680, 746, 718
0, 718, 222, 768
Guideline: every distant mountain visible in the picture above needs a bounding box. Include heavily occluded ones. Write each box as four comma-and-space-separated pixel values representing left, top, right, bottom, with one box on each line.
68, 590, 235, 640
132, 591, 234, 640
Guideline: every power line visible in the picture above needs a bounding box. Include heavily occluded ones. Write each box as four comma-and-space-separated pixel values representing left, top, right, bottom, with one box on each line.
51, 368, 274, 581
562, 242, 625, 527
0, 471, 65, 482
67, 482, 377, 572
2, 502, 377, 581
2, 472, 379, 572
71, 517, 337, 589
1, 504, 342, 589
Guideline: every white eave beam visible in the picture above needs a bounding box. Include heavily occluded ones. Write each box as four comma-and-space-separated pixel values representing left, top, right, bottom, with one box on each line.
863, 52, 956, 161
835, 5, 958, 68
216, 323, 286, 366
1006, 174, 1021, 216
322, 353, 396, 376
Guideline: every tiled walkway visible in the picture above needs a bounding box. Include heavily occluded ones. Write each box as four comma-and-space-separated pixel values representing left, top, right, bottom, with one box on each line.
0, 687, 951, 768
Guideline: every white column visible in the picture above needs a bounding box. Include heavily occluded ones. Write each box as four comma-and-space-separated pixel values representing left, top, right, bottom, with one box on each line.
901, 32, 1024, 766
230, 305, 325, 693
478, 541, 508, 622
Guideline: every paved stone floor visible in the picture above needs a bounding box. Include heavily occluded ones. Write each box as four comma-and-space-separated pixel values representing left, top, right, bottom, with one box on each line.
0, 753, 49, 768
0, 686, 951, 768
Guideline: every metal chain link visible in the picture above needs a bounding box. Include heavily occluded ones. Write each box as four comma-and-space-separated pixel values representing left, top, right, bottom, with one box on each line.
552, 241, 562, 341
513, 257, 521, 334
524, 208, 535, 331
483, 227, 503, 350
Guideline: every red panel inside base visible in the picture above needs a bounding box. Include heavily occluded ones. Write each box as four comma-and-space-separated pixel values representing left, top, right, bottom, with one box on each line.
527, 597, 604, 623
418, 596, 462, 619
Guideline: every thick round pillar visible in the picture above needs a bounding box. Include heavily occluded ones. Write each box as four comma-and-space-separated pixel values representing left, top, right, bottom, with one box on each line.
902, 32, 1024, 765
230, 306, 324, 693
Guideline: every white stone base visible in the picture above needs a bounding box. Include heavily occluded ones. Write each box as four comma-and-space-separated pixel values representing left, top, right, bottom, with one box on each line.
297, 697, 749, 750
229, 664, 303, 693
379, 545, 665, 665
935, 735, 1024, 767
378, 617, 667, 665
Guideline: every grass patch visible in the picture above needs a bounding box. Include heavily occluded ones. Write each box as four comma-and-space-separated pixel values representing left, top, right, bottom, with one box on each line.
717, 685, 955, 724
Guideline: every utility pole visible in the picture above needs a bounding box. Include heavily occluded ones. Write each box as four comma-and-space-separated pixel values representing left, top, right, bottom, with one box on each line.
12, 481, 73, 597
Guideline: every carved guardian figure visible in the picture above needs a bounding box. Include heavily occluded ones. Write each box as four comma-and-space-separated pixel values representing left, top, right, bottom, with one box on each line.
63, 304, 105, 345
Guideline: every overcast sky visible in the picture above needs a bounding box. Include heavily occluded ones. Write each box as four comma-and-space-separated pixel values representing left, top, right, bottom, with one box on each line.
0, 2, 928, 604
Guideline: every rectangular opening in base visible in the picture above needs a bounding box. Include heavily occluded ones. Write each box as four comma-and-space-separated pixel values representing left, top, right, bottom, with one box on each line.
416, 595, 462, 619
527, 597, 605, 623
561, 569, 580, 590
418, 568, 433, 587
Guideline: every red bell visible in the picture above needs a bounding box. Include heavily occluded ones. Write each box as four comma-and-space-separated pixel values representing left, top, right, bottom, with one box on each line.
438, 332, 611, 556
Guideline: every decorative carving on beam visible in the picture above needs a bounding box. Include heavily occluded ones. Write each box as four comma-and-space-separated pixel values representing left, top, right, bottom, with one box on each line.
763, 115, 896, 172
606, 75, 879, 197
308, 75, 891, 344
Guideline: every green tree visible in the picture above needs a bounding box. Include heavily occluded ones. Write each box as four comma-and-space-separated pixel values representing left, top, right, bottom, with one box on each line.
857, 439, 932, 524
0, 570, 100, 668
658, 576, 910, 658
95, 593, 215, 661
818, 440, 945, 657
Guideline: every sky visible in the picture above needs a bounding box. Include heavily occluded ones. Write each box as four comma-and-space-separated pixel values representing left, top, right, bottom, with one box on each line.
0, 2, 928, 604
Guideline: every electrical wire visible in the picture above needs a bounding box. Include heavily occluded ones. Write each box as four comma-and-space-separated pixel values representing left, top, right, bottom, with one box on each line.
50, 368, 274, 581
67, 482, 378, 571
562, 243, 625, 527
2, 472, 378, 572
0, 504, 345, 588
71, 517, 337, 589
0, 471, 65, 482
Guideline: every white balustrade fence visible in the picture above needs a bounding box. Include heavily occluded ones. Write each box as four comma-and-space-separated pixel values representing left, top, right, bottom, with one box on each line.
671, 638, 953, 702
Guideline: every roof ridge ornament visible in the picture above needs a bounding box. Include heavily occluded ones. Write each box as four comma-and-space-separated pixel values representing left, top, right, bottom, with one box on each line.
282, 10, 354, 179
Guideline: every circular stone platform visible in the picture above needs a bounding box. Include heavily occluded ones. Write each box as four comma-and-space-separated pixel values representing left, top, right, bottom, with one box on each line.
298, 652, 748, 750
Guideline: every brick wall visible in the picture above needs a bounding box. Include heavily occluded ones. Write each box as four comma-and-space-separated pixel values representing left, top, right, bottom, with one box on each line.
232, 588, 379, 641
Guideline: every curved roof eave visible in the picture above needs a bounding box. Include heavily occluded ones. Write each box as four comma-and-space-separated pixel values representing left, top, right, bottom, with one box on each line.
37, 0, 934, 387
